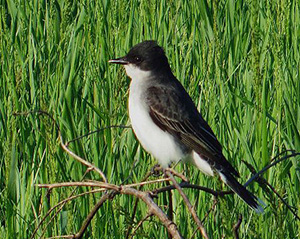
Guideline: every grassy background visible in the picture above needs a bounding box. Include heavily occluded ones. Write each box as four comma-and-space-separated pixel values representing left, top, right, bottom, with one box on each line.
1, 0, 299, 238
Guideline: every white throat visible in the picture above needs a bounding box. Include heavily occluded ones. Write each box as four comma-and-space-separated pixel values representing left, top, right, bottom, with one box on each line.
124, 64, 151, 80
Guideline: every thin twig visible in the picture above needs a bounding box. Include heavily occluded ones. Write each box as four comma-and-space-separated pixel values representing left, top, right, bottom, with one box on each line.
31, 170, 92, 239
166, 180, 174, 239
233, 214, 242, 239
124, 178, 171, 188
244, 151, 299, 187
265, 180, 300, 221
153, 181, 232, 197
37, 178, 171, 190
243, 159, 300, 221
37, 181, 119, 190
63, 186, 183, 239
166, 167, 188, 182
65, 125, 131, 146
191, 198, 218, 239
74, 191, 118, 239
201, 197, 218, 224
59, 135, 107, 182
125, 171, 157, 239
121, 187, 183, 239
166, 171, 209, 239
130, 213, 153, 238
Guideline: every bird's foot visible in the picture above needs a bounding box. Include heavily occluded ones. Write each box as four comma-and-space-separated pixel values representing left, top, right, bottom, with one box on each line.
150, 164, 163, 177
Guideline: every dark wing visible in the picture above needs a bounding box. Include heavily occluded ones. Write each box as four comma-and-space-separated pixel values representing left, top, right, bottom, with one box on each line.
146, 83, 239, 177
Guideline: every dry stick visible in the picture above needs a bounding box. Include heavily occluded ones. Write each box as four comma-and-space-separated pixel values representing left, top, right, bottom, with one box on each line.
125, 171, 153, 239
244, 151, 299, 187
65, 125, 131, 147
59, 134, 107, 183
154, 182, 232, 197
243, 151, 300, 221
31, 170, 92, 239
58, 188, 184, 239
121, 187, 183, 239
73, 191, 118, 239
263, 179, 300, 221
37, 181, 119, 190
48, 191, 118, 239
165, 171, 209, 239
130, 213, 153, 239
125, 169, 165, 239
202, 198, 218, 225
37, 178, 171, 190
38, 189, 105, 220
191, 198, 218, 239
243, 159, 300, 221
233, 214, 242, 239
125, 196, 141, 239
33, 189, 111, 238
166, 168, 188, 182
166, 180, 174, 239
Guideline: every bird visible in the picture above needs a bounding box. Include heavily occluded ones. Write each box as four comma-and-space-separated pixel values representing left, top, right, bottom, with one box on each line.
109, 40, 264, 213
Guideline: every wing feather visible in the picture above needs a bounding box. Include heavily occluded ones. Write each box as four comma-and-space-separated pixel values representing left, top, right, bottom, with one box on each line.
146, 84, 239, 177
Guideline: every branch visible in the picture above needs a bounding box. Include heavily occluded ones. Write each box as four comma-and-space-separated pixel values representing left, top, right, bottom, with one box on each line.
243, 155, 300, 221
37, 181, 118, 190
130, 213, 153, 238
153, 181, 232, 197
65, 125, 131, 146
31, 169, 92, 239
73, 191, 118, 239
165, 171, 209, 239
125, 169, 155, 239
121, 187, 183, 239
233, 214, 242, 239
244, 151, 300, 187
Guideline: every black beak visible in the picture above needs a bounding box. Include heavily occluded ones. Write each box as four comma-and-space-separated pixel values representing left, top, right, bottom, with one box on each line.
108, 57, 129, 65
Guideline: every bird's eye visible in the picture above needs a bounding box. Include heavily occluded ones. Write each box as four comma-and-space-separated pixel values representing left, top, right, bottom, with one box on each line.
135, 56, 142, 62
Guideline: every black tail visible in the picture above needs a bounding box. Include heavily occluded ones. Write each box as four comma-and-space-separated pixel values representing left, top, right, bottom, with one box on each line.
218, 171, 264, 213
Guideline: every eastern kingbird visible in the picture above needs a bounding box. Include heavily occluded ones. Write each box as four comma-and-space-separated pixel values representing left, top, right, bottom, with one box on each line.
109, 40, 264, 213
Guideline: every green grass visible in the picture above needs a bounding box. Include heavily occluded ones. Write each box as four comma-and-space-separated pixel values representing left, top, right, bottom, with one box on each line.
1, 0, 299, 238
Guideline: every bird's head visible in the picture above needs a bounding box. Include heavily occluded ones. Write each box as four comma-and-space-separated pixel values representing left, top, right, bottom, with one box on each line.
109, 41, 170, 79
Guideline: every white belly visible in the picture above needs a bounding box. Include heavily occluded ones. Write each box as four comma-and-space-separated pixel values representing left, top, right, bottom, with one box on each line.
128, 78, 185, 167
125, 64, 214, 174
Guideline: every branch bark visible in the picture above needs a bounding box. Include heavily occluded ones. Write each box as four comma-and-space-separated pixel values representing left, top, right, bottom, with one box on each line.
165, 171, 209, 239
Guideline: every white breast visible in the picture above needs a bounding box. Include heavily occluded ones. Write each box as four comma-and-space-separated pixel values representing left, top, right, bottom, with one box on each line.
126, 64, 185, 167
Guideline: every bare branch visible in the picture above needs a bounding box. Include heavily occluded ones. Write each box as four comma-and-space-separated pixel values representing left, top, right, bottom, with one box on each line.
74, 191, 118, 239
59, 134, 107, 182
153, 181, 232, 197
124, 178, 171, 188
121, 187, 183, 239
125, 169, 155, 239
191, 198, 218, 239
130, 213, 153, 238
244, 151, 300, 187
233, 214, 242, 239
37, 181, 119, 190
31, 169, 92, 239
65, 125, 131, 146
243, 159, 300, 221
166, 167, 188, 182
165, 171, 209, 239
